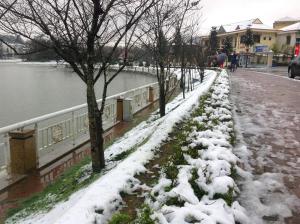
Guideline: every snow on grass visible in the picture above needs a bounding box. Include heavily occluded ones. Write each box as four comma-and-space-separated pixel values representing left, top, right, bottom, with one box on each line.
147, 70, 249, 224
7, 70, 217, 224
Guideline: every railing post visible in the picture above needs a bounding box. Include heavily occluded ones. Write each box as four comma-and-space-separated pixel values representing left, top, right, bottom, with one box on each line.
149, 87, 154, 103
123, 98, 133, 121
3, 133, 10, 175
117, 98, 124, 121
9, 129, 37, 175
72, 111, 76, 146
34, 123, 40, 168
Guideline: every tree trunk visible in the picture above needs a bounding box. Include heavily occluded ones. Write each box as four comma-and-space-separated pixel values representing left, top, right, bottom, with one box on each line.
180, 61, 185, 99
86, 78, 105, 172
180, 66, 184, 89
245, 48, 249, 68
200, 68, 204, 83
187, 68, 190, 92
159, 65, 166, 117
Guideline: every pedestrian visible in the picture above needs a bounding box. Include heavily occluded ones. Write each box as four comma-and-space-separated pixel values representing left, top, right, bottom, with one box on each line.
230, 51, 238, 72
217, 50, 227, 68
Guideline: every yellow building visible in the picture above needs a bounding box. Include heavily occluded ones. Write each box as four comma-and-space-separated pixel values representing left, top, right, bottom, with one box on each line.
275, 19, 300, 56
201, 18, 278, 54
273, 17, 300, 30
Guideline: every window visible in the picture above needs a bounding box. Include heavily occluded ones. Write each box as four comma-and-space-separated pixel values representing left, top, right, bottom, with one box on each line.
253, 35, 261, 43
286, 36, 291, 45
240, 35, 246, 44
269, 37, 272, 41
296, 38, 300, 44
263, 37, 266, 40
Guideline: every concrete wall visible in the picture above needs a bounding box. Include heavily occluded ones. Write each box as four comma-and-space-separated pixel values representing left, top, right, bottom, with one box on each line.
234, 31, 276, 53
259, 32, 277, 47
277, 32, 297, 46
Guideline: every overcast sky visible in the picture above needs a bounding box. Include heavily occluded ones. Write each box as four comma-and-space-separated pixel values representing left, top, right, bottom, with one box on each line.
199, 0, 300, 33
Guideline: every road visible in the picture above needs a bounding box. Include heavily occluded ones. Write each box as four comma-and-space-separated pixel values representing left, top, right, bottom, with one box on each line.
231, 68, 300, 223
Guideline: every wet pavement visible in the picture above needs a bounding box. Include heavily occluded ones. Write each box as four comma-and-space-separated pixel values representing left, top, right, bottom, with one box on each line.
248, 66, 300, 80
231, 69, 300, 223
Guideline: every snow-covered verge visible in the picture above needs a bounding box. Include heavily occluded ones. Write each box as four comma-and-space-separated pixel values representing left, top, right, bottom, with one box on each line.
146, 70, 249, 224
6, 70, 217, 224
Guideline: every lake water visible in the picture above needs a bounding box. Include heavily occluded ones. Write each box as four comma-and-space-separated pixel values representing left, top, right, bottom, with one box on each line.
0, 63, 156, 127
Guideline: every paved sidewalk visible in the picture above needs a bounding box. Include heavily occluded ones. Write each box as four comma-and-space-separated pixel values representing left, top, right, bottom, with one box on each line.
231, 69, 300, 223
247, 66, 300, 80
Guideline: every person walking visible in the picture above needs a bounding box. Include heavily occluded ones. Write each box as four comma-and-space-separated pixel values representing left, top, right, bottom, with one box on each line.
217, 50, 227, 68
230, 51, 238, 72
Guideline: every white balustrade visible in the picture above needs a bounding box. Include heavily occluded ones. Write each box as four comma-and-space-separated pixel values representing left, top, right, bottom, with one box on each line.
152, 84, 160, 101
0, 133, 10, 174
0, 66, 179, 172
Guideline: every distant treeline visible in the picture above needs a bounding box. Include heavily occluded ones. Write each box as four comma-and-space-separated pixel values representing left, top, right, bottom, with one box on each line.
21, 37, 154, 64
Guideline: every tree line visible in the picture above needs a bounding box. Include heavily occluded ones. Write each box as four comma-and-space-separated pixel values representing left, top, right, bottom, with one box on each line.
0, 0, 208, 173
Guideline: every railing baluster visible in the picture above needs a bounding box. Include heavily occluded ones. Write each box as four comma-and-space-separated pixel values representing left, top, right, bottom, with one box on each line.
0, 67, 172, 162
4, 133, 10, 174
72, 111, 76, 146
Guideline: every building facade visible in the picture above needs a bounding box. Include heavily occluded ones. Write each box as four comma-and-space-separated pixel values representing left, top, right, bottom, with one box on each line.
276, 21, 300, 56
201, 17, 300, 57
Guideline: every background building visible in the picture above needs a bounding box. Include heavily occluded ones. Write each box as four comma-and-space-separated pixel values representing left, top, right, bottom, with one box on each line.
276, 20, 300, 56
273, 17, 300, 29
0, 35, 25, 59
201, 18, 277, 54
201, 17, 300, 57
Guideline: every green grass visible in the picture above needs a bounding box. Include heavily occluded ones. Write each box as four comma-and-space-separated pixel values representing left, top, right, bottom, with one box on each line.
10, 80, 237, 222
6, 104, 162, 221
164, 163, 179, 181
7, 156, 99, 220
189, 169, 207, 201
8, 135, 152, 221
186, 146, 199, 159
164, 185, 173, 192
230, 165, 239, 180
195, 122, 207, 132
111, 148, 136, 162
134, 205, 155, 224
211, 118, 219, 126
213, 187, 234, 206
108, 213, 132, 224
165, 197, 185, 207
112, 136, 151, 162
229, 130, 237, 146
108, 202, 156, 224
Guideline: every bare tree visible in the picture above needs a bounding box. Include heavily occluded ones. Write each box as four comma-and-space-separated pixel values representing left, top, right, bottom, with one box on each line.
0, 0, 158, 172
0, 0, 16, 19
138, 0, 179, 117
194, 42, 208, 83
173, 1, 201, 98
138, 0, 199, 116
185, 12, 205, 85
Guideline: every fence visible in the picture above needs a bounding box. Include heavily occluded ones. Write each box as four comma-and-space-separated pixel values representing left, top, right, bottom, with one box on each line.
0, 68, 177, 175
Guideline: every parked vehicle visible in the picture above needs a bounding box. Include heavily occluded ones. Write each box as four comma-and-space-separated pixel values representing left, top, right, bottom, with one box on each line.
288, 55, 300, 78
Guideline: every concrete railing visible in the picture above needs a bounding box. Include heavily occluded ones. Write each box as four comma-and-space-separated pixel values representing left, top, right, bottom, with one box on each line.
0, 69, 178, 175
